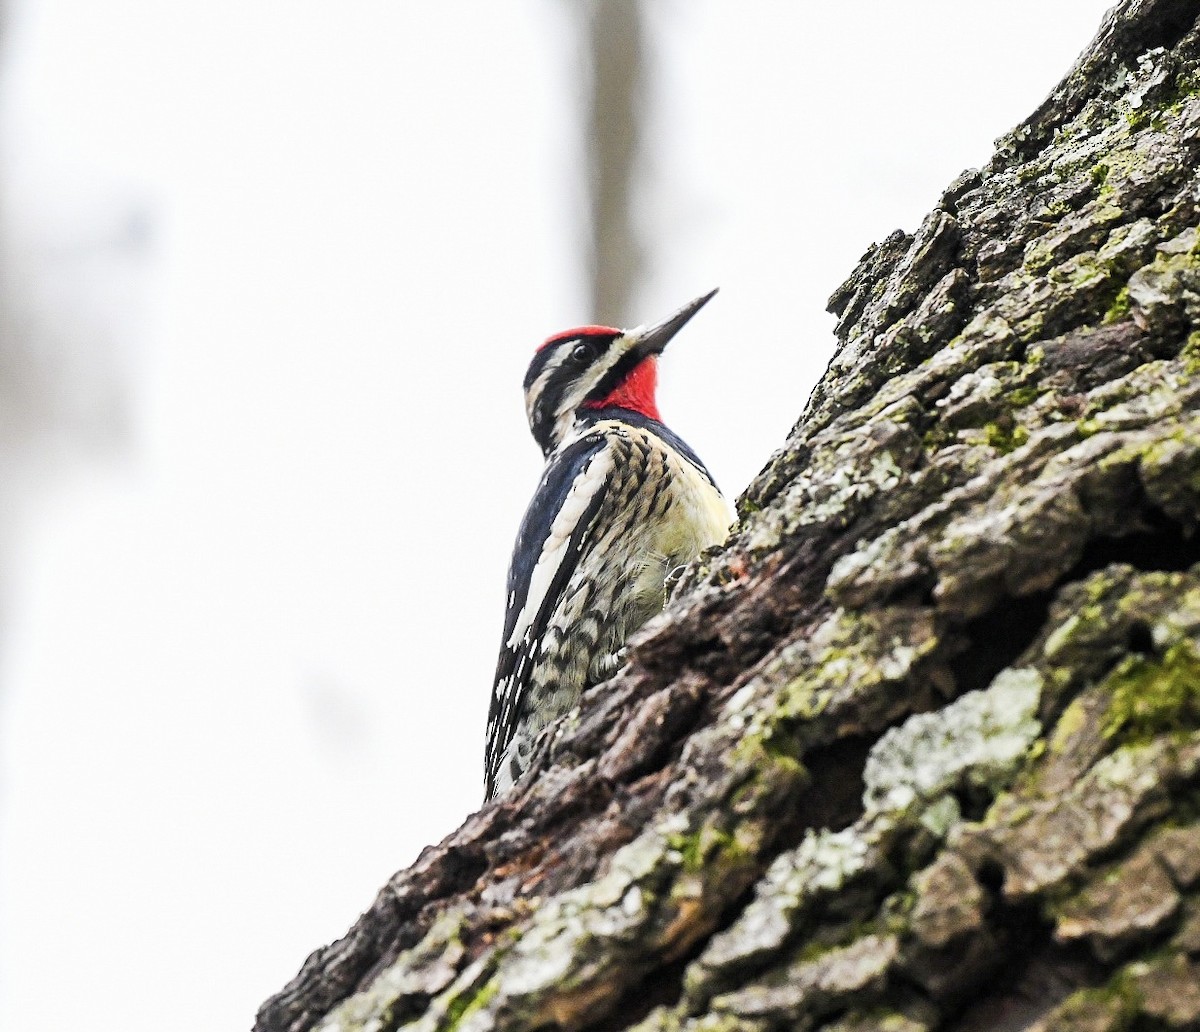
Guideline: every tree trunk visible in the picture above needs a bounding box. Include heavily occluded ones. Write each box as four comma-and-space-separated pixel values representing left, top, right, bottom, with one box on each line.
257, 2, 1200, 1029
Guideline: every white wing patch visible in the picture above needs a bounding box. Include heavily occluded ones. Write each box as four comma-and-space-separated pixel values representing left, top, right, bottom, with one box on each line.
505, 446, 615, 650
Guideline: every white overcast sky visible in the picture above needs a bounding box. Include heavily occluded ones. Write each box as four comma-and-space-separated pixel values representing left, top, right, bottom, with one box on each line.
0, 3, 1113, 1029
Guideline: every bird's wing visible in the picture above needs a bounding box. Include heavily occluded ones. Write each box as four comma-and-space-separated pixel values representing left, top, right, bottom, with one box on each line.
486, 431, 614, 794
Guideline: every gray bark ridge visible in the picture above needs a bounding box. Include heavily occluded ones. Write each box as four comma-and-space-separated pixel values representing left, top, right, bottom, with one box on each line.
257, 2, 1200, 1030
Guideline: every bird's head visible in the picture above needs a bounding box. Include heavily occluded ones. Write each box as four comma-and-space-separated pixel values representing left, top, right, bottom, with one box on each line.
522, 288, 717, 455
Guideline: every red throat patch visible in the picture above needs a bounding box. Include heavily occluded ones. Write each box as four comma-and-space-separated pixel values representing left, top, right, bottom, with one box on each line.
584, 356, 661, 421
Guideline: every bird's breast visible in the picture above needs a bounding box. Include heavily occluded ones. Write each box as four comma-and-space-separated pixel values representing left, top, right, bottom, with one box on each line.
592, 423, 733, 625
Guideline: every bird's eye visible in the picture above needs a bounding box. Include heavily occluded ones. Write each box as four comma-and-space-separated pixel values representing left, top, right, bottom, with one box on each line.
571, 342, 594, 362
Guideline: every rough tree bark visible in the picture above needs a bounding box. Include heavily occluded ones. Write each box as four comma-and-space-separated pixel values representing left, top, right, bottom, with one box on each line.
258, 2, 1200, 1029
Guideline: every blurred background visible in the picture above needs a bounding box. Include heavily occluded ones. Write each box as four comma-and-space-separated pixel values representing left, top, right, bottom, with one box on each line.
0, 2, 1113, 1028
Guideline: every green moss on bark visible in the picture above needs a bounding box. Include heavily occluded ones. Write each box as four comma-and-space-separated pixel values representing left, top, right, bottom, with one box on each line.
1101, 642, 1200, 745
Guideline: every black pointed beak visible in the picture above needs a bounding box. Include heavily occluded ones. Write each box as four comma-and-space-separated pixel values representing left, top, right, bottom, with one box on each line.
632, 288, 719, 357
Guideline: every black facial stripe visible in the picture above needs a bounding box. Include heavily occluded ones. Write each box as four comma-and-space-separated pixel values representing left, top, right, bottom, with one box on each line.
523, 345, 560, 393
524, 332, 615, 390
584, 346, 642, 404
531, 379, 567, 454
524, 331, 621, 454
525, 344, 572, 455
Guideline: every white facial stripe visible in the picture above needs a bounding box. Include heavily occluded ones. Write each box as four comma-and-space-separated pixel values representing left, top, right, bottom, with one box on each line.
551, 336, 635, 441
505, 446, 615, 650
577, 336, 631, 401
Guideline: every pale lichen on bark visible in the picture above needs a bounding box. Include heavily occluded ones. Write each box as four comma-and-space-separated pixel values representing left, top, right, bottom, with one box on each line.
258, 3, 1200, 1031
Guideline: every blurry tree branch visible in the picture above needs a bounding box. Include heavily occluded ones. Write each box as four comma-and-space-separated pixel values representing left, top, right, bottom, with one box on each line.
580, 0, 645, 326
258, 1, 1200, 1029
0, 206, 137, 660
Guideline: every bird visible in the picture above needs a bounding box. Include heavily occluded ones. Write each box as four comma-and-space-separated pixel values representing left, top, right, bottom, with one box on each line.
485, 289, 732, 800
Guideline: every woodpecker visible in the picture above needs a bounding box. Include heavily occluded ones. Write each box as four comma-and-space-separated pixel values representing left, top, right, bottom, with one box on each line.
485, 289, 732, 800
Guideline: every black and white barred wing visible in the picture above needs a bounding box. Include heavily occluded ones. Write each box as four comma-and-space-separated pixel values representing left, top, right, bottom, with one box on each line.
486, 433, 612, 796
